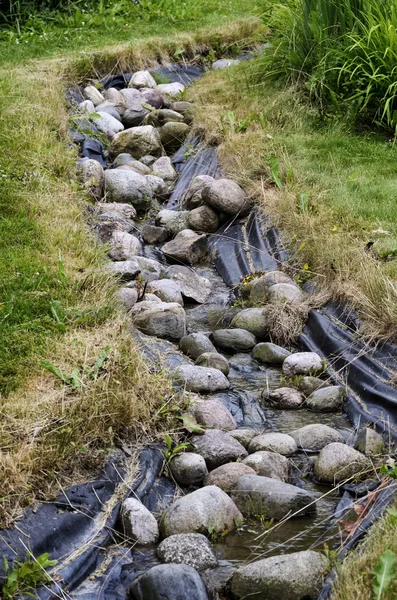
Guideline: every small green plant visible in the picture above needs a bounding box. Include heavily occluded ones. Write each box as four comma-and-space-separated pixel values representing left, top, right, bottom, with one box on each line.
268, 155, 283, 190
372, 549, 397, 599
2, 552, 57, 600
379, 459, 397, 479
321, 543, 338, 570
163, 433, 191, 462
207, 525, 230, 542
41, 344, 110, 391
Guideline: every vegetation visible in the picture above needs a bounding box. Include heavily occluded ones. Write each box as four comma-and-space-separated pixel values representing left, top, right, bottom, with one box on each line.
1, 552, 57, 599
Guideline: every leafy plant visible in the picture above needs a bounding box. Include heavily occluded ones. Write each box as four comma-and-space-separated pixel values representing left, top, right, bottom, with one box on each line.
163, 433, 191, 461
372, 549, 397, 600
322, 543, 339, 570
207, 525, 230, 542
2, 552, 57, 600
177, 412, 205, 434
268, 154, 283, 190
41, 344, 110, 390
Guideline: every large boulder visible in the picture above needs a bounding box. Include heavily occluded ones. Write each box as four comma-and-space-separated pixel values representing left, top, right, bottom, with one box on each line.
192, 429, 248, 469
147, 279, 183, 305
267, 283, 304, 304
193, 399, 236, 431
162, 229, 207, 265
165, 265, 211, 303
242, 451, 290, 482
169, 453, 208, 487
156, 209, 190, 235
160, 485, 243, 537
231, 308, 268, 339
179, 332, 217, 360
108, 230, 141, 261
290, 424, 345, 452
109, 125, 163, 159
195, 352, 230, 376
248, 433, 297, 456
120, 498, 159, 545
160, 122, 190, 152
202, 178, 251, 216
261, 387, 304, 410
230, 550, 327, 600
282, 352, 323, 378
204, 462, 256, 492
130, 301, 186, 340
314, 442, 371, 483
175, 364, 229, 393
104, 169, 153, 211
157, 533, 218, 571
212, 328, 257, 353
231, 475, 317, 519
306, 386, 346, 412
252, 342, 291, 365
187, 205, 220, 233
129, 564, 209, 600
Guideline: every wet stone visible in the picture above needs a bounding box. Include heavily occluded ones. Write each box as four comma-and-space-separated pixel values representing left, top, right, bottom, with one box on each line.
290, 424, 345, 452
129, 564, 209, 600
355, 427, 384, 456
142, 223, 169, 244
248, 433, 297, 456
212, 328, 257, 353
193, 399, 237, 431
192, 429, 248, 469
242, 451, 290, 482
314, 442, 371, 483
262, 387, 304, 410
157, 533, 218, 571
169, 452, 208, 487
282, 352, 323, 378
298, 375, 327, 396
306, 385, 346, 412
179, 332, 217, 360
252, 342, 291, 365
174, 364, 229, 393
204, 462, 256, 492
195, 352, 230, 376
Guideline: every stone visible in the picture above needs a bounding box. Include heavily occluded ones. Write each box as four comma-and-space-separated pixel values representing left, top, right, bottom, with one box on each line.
144, 108, 185, 127
306, 386, 346, 412
92, 111, 124, 137
228, 428, 261, 449
252, 342, 291, 365
169, 452, 208, 486
212, 58, 240, 69
231, 308, 268, 340
114, 155, 152, 175
147, 279, 183, 305
165, 265, 211, 303
191, 429, 248, 469
156, 82, 185, 103
97, 202, 136, 219
156, 209, 190, 234
195, 352, 229, 376
230, 550, 327, 600
204, 463, 256, 491
129, 564, 209, 600
115, 287, 138, 308
314, 442, 371, 483
78, 99, 95, 114
249, 272, 295, 303
83, 85, 104, 105
248, 433, 297, 456
130, 301, 186, 340
187, 205, 220, 233
103, 87, 126, 109
140, 155, 157, 167
267, 283, 304, 304
152, 156, 178, 181
146, 175, 167, 197
179, 332, 217, 360
184, 175, 214, 209
140, 87, 164, 109
110, 256, 163, 282
109, 125, 163, 159
129, 70, 157, 89
242, 451, 290, 482
160, 122, 190, 152
77, 158, 104, 199
194, 399, 236, 431
170, 101, 195, 114
120, 498, 159, 544
262, 387, 304, 410
162, 229, 207, 265
160, 485, 243, 537
290, 424, 345, 452
231, 475, 317, 519
174, 364, 229, 393
143, 293, 162, 303
95, 101, 122, 121
212, 328, 257, 353
108, 230, 142, 261
202, 565, 236, 598
355, 427, 384, 456
282, 352, 324, 378
120, 87, 144, 107
298, 376, 327, 396
157, 533, 218, 571
123, 106, 150, 127
142, 224, 169, 244
104, 169, 153, 211
202, 178, 251, 216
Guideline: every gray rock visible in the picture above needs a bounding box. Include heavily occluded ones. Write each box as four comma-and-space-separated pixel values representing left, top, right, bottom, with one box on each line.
156, 82, 185, 103
169, 452, 208, 486
92, 111, 124, 137
122, 106, 151, 127
152, 156, 178, 181
115, 287, 138, 308
262, 387, 304, 410
78, 99, 95, 114
252, 342, 291, 365
104, 169, 153, 211
242, 451, 290, 482
179, 332, 217, 360
250, 272, 294, 303
355, 427, 384, 456
282, 352, 324, 378
97, 217, 132, 241
160, 122, 190, 152
109, 125, 163, 159
194, 399, 236, 431
130, 301, 186, 340
147, 279, 183, 305
267, 283, 304, 304
108, 230, 141, 261
290, 424, 345, 452
157, 533, 218, 571
120, 87, 144, 107
115, 156, 151, 175
95, 101, 123, 121
230, 550, 327, 600
162, 229, 207, 265
83, 85, 104, 105
183, 175, 214, 209
113, 153, 137, 167
212, 328, 257, 353
231, 308, 268, 340
204, 462, 256, 491
314, 442, 371, 483
191, 429, 248, 469
187, 206, 220, 233
298, 376, 327, 396
120, 498, 159, 544
212, 58, 240, 69
142, 223, 169, 244
77, 158, 104, 199
195, 352, 229, 376
165, 265, 211, 303
146, 174, 167, 197
97, 202, 136, 219
129, 564, 209, 600
160, 485, 243, 537
249, 433, 297, 456
140, 87, 164, 109
140, 155, 157, 167
228, 428, 261, 449
231, 475, 317, 519
143, 293, 162, 303
156, 209, 190, 235
144, 108, 184, 127
103, 87, 125, 106
175, 364, 229, 393
202, 178, 251, 216
202, 565, 236, 598
306, 386, 346, 412
129, 70, 157, 89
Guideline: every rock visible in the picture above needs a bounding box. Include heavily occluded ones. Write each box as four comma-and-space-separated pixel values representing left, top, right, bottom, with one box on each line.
129, 564, 209, 600
95, 101, 122, 121
109, 125, 163, 159
187, 206, 220, 233
156, 82, 185, 103
103, 87, 126, 108
109, 256, 163, 282
156, 209, 190, 235
306, 386, 346, 412
108, 230, 142, 261
146, 175, 167, 197
314, 442, 371, 483
170, 101, 195, 114
249, 272, 294, 303
202, 565, 236, 598
169, 452, 208, 486
140, 155, 157, 167
204, 463, 256, 491
298, 376, 327, 396
191, 429, 248, 469
160, 122, 190, 152
157, 533, 218, 571
120, 498, 159, 544
202, 178, 251, 216
355, 427, 384, 456
262, 387, 304, 410
249, 433, 297, 456
212, 329, 257, 353
194, 399, 236, 431
115, 287, 138, 308
97, 218, 132, 241
179, 332, 217, 360
175, 364, 229, 393
104, 169, 153, 211
242, 451, 290, 482
231, 475, 316, 519
114, 155, 152, 175
160, 485, 243, 537
290, 424, 345, 452
195, 352, 229, 376
152, 156, 178, 181
252, 342, 291, 365
140, 87, 164, 109
267, 283, 304, 304
228, 428, 261, 449
184, 175, 215, 209
130, 70, 157, 89
97, 202, 136, 219
77, 158, 104, 199
147, 279, 183, 305
231, 308, 268, 339
143, 293, 162, 303
78, 99, 95, 114
230, 550, 327, 600
212, 58, 240, 69
120, 87, 143, 107
142, 223, 169, 244
282, 352, 324, 378
92, 111, 124, 137
144, 108, 185, 127
83, 85, 104, 105
165, 265, 211, 303
162, 229, 207, 265
130, 301, 186, 340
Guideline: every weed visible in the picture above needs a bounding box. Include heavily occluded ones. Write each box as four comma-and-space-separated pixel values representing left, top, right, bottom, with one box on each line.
372, 550, 397, 600
2, 552, 57, 600
41, 344, 110, 391
207, 525, 230, 542
322, 543, 339, 571
163, 433, 191, 462
268, 155, 283, 190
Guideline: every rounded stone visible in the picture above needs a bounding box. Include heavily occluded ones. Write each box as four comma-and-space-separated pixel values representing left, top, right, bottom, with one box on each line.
261, 387, 304, 410
306, 386, 346, 412
174, 364, 229, 393
129, 70, 157, 89
248, 433, 297, 456
109, 125, 163, 159
282, 352, 324, 378
115, 287, 138, 308
195, 352, 229, 376
130, 301, 186, 340
228, 428, 261, 449
104, 169, 153, 211
156, 209, 190, 235
129, 564, 209, 600
290, 424, 345, 452
160, 122, 190, 152
204, 462, 256, 492
231, 308, 268, 340
152, 156, 178, 181
242, 451, 290, 482
192, 429, 248, 469
193, 399, 236, 431
169, 452, 208, 486
83, 85, 104, 105
298, 376, 327, 396
252, 342, 291, 365
202, 178, 251, 216
147, 279, 183, 305
142, 223, 169, 244
162, 229, 208, 265
187, 205, 220, 233
157, 533, 218, 571
120, 498, 159, 545
314, 442, 371, 483
267, 283, 304, 304
179, 332, 217, 360
212, 328, 257, 353
156, 82, 185, 102
108, 230, 142, 261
